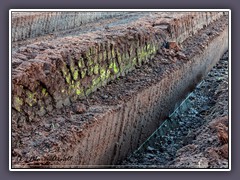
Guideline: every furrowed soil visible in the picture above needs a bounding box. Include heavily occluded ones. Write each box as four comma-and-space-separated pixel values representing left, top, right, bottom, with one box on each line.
119, 51, 229, 168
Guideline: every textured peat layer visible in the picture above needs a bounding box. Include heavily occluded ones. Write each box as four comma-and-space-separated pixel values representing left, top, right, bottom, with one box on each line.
12, 11, 223, 47
12, 13, 228, 168
12, 12, 149, 51
12, 12, 133, 42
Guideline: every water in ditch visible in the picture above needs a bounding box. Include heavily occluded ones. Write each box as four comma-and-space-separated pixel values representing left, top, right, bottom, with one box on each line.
118, 51, 229, 168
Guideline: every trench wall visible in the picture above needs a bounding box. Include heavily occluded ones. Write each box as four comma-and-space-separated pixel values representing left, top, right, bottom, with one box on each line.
56, 25, 228, 167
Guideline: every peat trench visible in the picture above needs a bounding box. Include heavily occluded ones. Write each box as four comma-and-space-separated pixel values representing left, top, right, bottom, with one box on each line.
12, 13, 229, 168
119, 51, 229, 168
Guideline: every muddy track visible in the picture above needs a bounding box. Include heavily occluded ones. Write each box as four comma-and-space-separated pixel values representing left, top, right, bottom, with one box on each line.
11, 12, 228, 168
